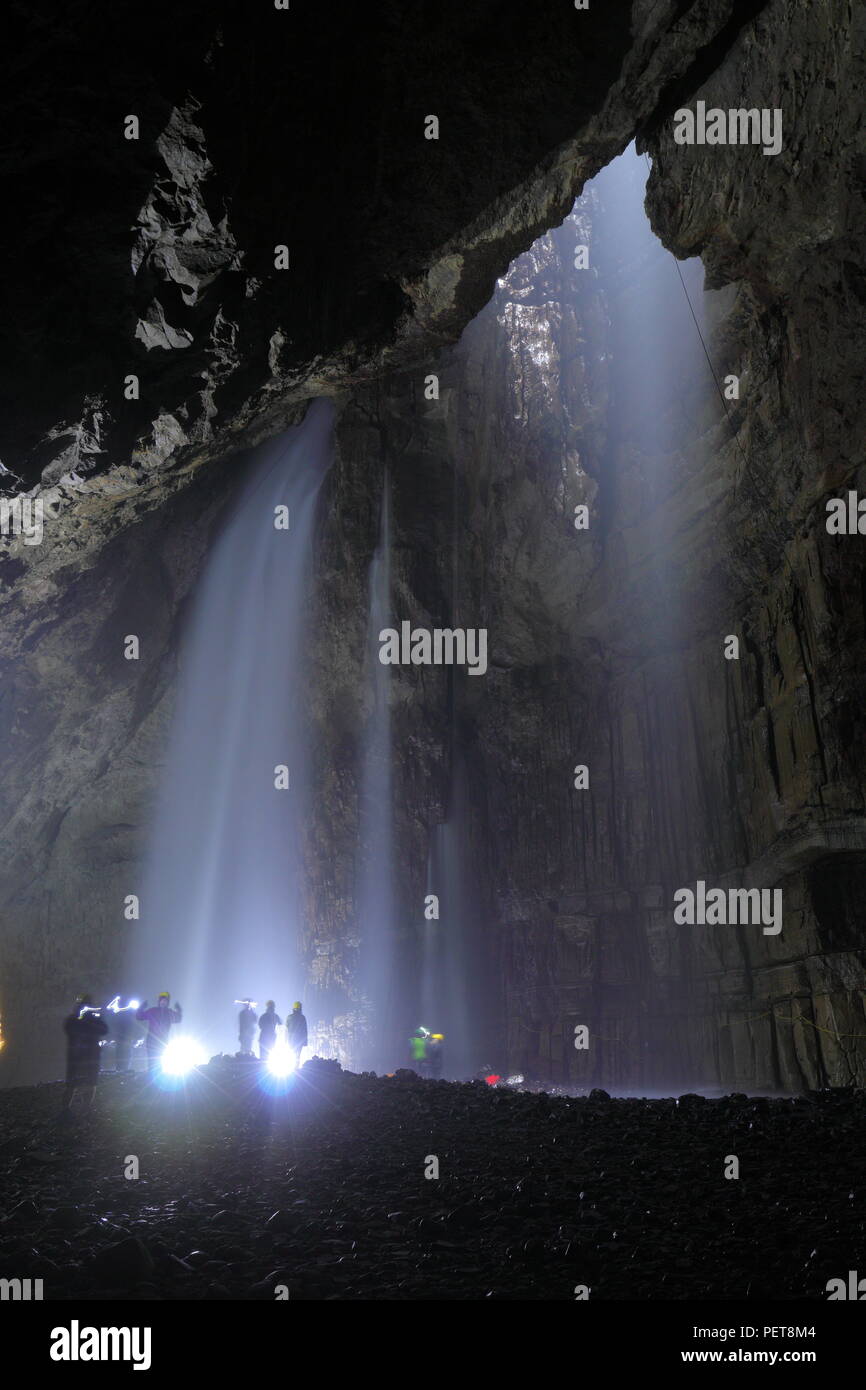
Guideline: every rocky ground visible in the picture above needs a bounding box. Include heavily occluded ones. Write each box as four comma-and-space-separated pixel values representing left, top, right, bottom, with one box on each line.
0, 1059, 863, 1301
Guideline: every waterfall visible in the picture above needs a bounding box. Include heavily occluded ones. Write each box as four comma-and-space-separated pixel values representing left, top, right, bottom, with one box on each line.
421, 754, 478, 1078
418, 428, 480, 1078
355, 472, 397, 1070
130, 399, 334, 1054
590, 144, 708, 648
573, 145, 711, 1087
421, 828, 444, 1040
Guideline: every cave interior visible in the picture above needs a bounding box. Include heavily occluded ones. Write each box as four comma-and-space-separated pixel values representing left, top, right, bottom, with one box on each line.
1, 0, 865, 1101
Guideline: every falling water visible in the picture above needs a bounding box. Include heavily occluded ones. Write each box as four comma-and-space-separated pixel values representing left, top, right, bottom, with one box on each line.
418, 421, 479, 1077
421, 754, 478, 1077
130, 399, 334, 1054
590, 143, 708, 648
421, 831, 444, 1036
577, 145, 712, 1088
355, 473, 397, 1070
415, 146, 711, 1086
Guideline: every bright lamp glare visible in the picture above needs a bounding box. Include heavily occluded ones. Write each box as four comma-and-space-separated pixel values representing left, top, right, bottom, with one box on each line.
161, 1036, 207, 1076
267, 1039, 295, 1077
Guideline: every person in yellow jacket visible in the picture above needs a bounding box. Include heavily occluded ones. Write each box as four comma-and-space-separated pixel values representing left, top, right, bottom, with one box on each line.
427, 1033, 444, 1078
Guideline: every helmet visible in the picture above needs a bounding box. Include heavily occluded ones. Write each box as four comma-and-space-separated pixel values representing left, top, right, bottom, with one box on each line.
293, 1001, 302, 1011
158, 991, 170, 1001
432, 1034, 444, 1041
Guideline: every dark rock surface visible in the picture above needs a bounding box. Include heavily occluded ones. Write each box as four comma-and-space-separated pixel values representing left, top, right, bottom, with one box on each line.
0, 1060, 863, 1300
1, 1, 762, 492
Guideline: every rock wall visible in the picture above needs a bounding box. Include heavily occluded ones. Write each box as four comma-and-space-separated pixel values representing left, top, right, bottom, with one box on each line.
640, 0, 866, 1085
0, 456, 244, 1081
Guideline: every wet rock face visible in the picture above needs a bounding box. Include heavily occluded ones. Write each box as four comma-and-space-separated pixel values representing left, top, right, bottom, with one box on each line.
638, 0, 866, 1085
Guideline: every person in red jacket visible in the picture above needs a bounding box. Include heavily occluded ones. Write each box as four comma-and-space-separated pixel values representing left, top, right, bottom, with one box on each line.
136, 992, 182, 1072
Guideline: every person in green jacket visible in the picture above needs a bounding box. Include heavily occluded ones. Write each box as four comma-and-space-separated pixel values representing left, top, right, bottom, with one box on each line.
409, 1027, 428, 1075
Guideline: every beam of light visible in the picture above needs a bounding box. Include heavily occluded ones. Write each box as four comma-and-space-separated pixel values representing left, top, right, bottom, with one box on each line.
160, 1035, 208, 1076
356, 472, 398, 1073
131, 402, 334, 1057
421, 753, 479, 1080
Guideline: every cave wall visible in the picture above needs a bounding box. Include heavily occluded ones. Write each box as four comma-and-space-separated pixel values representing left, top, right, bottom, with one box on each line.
2, 0, 865, 1090
0, 456, 245, 1081
640, 0, 866, 1084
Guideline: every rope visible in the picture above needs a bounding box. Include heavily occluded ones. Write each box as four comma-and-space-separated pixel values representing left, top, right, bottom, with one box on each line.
637, 149, 821, 708
641, 150, 751, 473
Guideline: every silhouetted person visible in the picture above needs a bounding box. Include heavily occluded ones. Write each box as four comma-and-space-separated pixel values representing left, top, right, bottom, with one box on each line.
137, 992, 182, 1072
428, 1033, 444, 1078
286, 1001, 308, 1070
61, 995, 108, 1113
258, 1001, 282, 1060
111, 996, 139, 1072
238, 1000, 256, 1056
